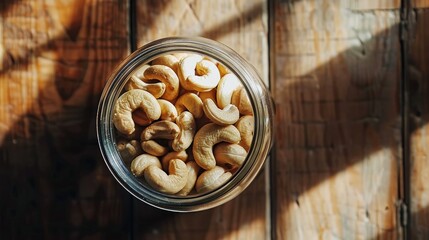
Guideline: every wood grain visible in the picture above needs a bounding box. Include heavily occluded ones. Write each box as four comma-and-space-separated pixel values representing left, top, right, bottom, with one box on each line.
0, 0, 130, 238
134, 0, 269, 239
272, 0, 402, 239
408, 3, 429, 239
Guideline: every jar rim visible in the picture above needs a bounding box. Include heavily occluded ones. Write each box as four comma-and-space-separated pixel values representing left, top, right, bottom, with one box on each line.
96, 36, 274, 212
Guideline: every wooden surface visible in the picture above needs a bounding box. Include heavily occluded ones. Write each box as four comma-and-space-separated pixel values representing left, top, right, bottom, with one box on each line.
1, 0, 428, 239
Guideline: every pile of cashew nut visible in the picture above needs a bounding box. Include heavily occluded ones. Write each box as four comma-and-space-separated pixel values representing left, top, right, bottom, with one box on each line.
113, 53, 254, 196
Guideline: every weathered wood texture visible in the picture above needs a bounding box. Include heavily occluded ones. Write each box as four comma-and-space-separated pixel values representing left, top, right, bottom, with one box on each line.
272, 0, 402, 239
0, 0, 130, 238
133, 1, 269, 239
409, 1, 429, 239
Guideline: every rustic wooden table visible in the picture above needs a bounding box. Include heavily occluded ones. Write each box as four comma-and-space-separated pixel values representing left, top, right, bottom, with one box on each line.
1, 0, 429, 239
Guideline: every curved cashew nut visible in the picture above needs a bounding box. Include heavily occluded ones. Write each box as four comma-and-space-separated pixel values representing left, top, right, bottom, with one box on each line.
216, 73, 242, 108
141, 140, 169, 157
177, 161, 200, 196
140, 120, 180, 141
235, 115, 254, 151
144, 65, 180, 101
152, 54, 179, 72
157, 99, 178, 122
195, 166, 232, 193
144, 159, 188, 194
193, 123, 241, 170
213, 143, 247, 169
185, 60, 221, 92
162, 150, 188, 171
117, 139, 142, 164
231, 87, 253, 115
130, 154, 161, 177
125, 75, 166, 98
174, 92, 204, 118
179, 55, 220, 92
113, 89, 161, 135
172, 111, 196, 152
202, 98, 240, 126
172, 52, 189, 60
133, 64, 150, 79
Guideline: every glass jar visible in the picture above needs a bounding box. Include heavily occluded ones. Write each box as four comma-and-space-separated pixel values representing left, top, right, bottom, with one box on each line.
97, 37, 274, 212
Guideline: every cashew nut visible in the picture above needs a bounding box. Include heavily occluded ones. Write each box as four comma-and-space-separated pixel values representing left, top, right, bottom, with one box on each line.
144, 159, 188, 194
177, 161, 200, 196
178, 54, 203, 84
174, 92, 204, 118
133, 64, 150, 79
144, 65, 180, 101
157, 99, 178, 122
216, 73, 242, 108
193, 123, 241, 170
117, 139, 142, 164
141, 140, 169, 157
162, 150, 188, 172
234, 115, 254, 151
184, 60, 221, 92
125, 75, 166, 98
202, 98, 240, 126
140, 120, 180, 141
152, 54, 179, 72
213, 143, 247, 169
172, 111, 196, 152
113, 89, 161, 135
231, 87, 253, 115
130, 154, 162, 177
195, 166, 232, 193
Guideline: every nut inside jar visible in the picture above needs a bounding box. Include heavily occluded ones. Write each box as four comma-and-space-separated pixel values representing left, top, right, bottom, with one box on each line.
113, 52, 254, 196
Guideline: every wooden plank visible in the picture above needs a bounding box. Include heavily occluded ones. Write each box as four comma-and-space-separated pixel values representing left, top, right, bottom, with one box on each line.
272, 0, 402, 239
0, 0, 130, 238
413, 0, 429, 8
134, 0, 269, 239
408, 4, 429, 239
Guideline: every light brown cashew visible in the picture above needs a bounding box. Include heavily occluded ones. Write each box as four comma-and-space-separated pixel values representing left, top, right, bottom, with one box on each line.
235, 115, 254, 151
161, 150, 188, 172
141, 120, 180, 141
172, 111, 196, 152
144, 65, 180, 101
177, 161, 200, 196
133, 64, 150, 79
216, 73, 242, 108
174, 92, 204, 118
141, 140, 168, 157
193, 123, 241, 170
152, 54, 179, 72
144, 159, 188, 194
113, 89, 161, 135
202, 98, 240, 126
157, 99, 178, 121
183, 59, 221, 92
231, 87, 253, 115
213, 143, 247, 169
117, 139, 142, 164
195, 166, 232, 193
125, 75, 166, 98
178, 54, 203, 85
172, 52, 189, 60
130, 154, 161, 177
